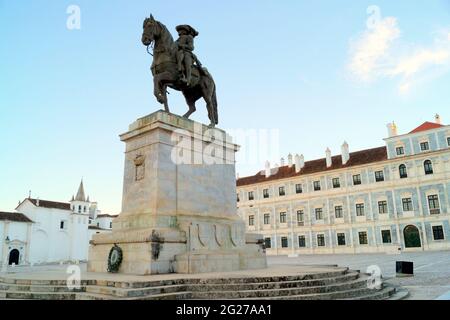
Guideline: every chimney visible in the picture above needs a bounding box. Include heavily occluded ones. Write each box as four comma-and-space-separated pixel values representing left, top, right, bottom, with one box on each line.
265, 161, 271, 178
280, 158, 285, 167
36, 197, 40, 207
294, 154, 305, 173
386, 121, 398, 137
435, 114, 441, 124
287, 154, 293, 167
325, 148, 332, 168
341, 141, 350, 165
299, 154, 305, 168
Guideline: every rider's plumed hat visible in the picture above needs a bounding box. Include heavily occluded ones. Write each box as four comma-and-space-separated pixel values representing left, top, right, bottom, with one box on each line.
176, 25, 199, 37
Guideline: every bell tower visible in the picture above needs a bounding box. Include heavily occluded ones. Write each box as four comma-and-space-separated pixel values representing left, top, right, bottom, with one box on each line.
70, 179, 90, 215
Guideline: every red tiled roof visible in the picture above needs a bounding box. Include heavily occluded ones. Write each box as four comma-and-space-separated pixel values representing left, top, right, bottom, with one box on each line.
237, 146, 388, 187
28, 198, 71, 211
409, 122, 444, 134
0, 211, 33, 223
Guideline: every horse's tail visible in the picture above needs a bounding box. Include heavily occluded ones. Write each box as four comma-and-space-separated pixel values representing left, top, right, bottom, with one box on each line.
212, 84, 218, 125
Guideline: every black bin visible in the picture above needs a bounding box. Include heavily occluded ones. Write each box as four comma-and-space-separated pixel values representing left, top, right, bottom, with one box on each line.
396, 261, 414, 276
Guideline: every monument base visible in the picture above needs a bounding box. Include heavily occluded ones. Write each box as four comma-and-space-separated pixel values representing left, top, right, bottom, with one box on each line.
88, 111, 267, 275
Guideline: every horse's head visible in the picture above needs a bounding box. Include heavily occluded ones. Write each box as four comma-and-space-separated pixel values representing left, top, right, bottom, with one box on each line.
142, 14, 160, 46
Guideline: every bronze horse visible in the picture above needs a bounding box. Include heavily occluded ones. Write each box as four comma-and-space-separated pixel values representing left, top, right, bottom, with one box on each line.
141, 15, 218, 126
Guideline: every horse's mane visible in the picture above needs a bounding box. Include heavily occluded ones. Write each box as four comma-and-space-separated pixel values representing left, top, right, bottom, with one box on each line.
155, 20, 175, 48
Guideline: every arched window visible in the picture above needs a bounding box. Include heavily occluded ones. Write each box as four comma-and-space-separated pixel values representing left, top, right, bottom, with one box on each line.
78, 205, 81, 213
84, 206, 87, 213
399, 164, 408, 179
424, 160, 433, 175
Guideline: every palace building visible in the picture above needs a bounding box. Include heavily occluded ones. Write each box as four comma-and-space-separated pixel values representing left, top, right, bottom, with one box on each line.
0, 181, 117, 266
236, 115, 450, 255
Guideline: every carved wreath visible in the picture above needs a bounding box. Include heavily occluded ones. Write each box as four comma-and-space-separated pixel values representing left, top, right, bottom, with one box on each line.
107, 244, 123, 273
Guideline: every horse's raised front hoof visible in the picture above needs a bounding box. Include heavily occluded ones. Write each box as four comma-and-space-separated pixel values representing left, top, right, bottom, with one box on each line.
182, 112, 191, 119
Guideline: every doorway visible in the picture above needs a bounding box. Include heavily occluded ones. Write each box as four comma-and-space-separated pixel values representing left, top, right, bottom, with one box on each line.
8, 249, 20, 265
404, 225, 421, 248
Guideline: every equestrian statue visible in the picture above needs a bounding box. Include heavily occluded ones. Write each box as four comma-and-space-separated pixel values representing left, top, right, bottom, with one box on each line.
141, 15, 218, 127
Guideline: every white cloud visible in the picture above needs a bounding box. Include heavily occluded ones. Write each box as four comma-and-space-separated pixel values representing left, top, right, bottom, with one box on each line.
349, 17, 400, 82
387, 49, 449, 78
348, 18, 450, 94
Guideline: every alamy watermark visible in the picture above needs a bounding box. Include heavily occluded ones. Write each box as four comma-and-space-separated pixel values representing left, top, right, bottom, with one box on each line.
170, 123, 280, 171
66, 5, 81, 30
66, 265, 81, 290
366, 265, 382, 289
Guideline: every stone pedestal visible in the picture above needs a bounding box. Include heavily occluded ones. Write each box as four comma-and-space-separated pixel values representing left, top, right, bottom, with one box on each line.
88, 110, 267, 275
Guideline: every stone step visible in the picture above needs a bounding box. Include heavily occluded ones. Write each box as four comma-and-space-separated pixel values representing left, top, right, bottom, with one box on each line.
189, 277, 370, 299
77, 291, 192, 300
188, 272, 360, 292
387, 288, 409, 300
237, 286, 391, 300
342, 287, 397, 300
85, 283, 187, 298
1, 291, 77, 300
0, 283, 85, 293
0, 278, 93, 286
93, 268, 350, 289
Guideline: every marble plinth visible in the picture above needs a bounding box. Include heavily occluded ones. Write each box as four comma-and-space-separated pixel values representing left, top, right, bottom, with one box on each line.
88, 110, 267, 275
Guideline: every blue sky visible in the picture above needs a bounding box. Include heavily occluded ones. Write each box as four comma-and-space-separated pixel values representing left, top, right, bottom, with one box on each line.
1, 0, 449, 214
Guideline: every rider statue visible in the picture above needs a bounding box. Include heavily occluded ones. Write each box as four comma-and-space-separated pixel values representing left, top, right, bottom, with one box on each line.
175, 25, 202, 86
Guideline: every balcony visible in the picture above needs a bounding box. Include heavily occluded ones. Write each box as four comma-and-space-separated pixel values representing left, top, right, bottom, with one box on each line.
297, 221, 304, 227
430, 208, 441, 215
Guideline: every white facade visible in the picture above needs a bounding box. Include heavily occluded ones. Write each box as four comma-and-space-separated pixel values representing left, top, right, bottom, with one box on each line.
0, 181, 117, 266
237, 117, 450, 255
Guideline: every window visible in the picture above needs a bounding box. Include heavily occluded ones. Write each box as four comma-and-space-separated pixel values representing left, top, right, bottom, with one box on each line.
378, 201, 388, 214
97, 222, 100, 227
264, 213, 270, 225
313, 181, 321, 191
375, 170, 384, 182
237, 193, 240, 202
447, 137, 450, 147
432, 226, 444, 240
264, 237, 271, 249
263, 189, 269, 199
317, 234, 325, 247
281, 237, 288, 248
110, 222, 112, 229
248, 215, 254, 226
356, 203, 365, 216
84, 206, 87, 213
298, 235, 306, 248
295, 184, 303, 194
337, 233, 346, 246
297, 210, 304, 225
78, 205, 82, 213
402, 198, 413, 212
424, 160, 433, 175
396, 146, 405, 156
399, 164, 408, 179
382, 230, 392, 244
279, 212, 287, 223
315, 208, 323, 220
248, 192, 254, 201
420, 141, 429, 151
279, 187, 285, 196
353, 174, 362, 185
359, 231, 368, 245
428, 195, 440, 214
60, 221, 65, 230
332, 178, 340, 188
335, 206, 343, 219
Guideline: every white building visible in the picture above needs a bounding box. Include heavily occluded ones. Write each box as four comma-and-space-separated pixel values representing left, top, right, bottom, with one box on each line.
237, 116, 450, 255
0, 181, 117, 266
